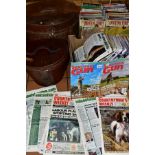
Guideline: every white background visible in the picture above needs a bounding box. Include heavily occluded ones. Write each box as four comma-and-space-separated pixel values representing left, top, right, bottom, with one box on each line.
0, 0, 155, 155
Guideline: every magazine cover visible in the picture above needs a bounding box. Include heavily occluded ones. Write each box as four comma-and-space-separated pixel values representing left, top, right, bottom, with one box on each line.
97, 96, 129, 152
71, 62, 104, 99
100, 58, 129, 97
43, 92, 84, 155
74, 98, 103, 155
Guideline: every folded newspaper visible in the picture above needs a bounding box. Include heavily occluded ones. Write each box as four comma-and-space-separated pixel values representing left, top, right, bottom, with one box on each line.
26, 86, 57, 152
74, 98, 103, 155
27, 86, 55, 151
41, 91, 85, 155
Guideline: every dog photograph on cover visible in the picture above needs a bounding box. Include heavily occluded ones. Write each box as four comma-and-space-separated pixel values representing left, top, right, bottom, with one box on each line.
47, 118, 80, 143
111, 111, 129, 143
100, 108, 129, 152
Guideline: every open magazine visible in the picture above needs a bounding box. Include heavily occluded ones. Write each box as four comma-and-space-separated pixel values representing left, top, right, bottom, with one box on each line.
74, 98, 103, 155
41, 91, 85, 155
97, 96, 129, 152
26, 86, 57, 152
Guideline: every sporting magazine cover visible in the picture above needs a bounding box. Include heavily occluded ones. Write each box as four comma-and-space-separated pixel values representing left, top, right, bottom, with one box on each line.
71, 58, 129, 99
70, 62, 104, 99
97, 96, 129, 152
100, 58, 129, 97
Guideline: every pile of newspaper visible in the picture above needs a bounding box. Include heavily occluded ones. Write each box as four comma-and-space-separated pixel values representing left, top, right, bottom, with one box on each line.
27, 2, 129, 155
70, 57, 129, 153
27, 58, 129, 155
27, 87, 86, 155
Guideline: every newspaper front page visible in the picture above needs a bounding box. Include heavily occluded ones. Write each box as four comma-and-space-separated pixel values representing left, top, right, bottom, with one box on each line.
26, 86, 57, 152
74, 98, 103, 155
26, 86, 57, 150
26, 91, 36, 149
42, 92, 85, 155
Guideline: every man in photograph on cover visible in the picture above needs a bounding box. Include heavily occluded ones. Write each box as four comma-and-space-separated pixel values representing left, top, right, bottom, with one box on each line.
78, 76, 84, 95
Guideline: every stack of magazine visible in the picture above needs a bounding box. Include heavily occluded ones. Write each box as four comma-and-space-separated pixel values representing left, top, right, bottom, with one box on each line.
26, 59, 129, 155
27, 88, 85, 155
102, 3, 129, 36
79, 4, 105, 33
73, 32, 129, 62
27, 2, 129, 155
70, 58, 129, 153
79, 3, 129, 36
